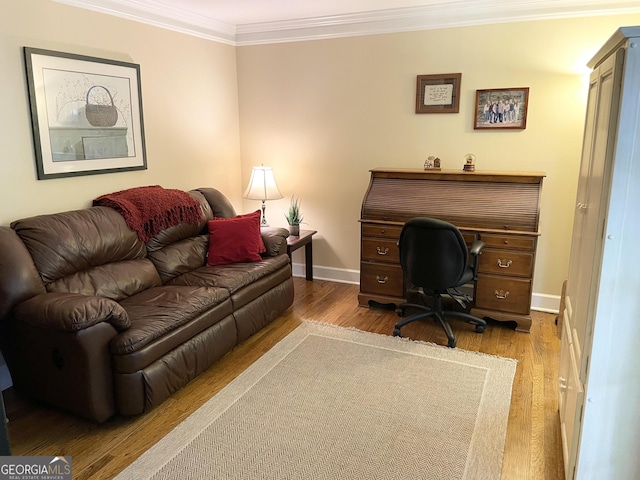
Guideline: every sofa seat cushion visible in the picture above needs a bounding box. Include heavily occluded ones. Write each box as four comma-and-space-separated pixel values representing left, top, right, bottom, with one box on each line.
111, 285, 231, 364
169, 255, 290, 305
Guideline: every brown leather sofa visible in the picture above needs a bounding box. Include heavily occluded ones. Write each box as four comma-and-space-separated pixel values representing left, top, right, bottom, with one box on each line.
0, 188, 294, 422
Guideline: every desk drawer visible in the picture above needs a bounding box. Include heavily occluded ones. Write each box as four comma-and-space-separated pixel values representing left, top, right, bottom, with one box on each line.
361, 238, 399, 263
475, 274, 532, 315
478, 249, 533, 277
361, 224, 402, 239
360, 263, 404, 297
479, 233, 536, 251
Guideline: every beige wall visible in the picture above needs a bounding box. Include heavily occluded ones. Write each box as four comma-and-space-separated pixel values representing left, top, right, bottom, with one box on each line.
0, 0, 242, 223
2, 2, 639, 306
237, 15, 640, 304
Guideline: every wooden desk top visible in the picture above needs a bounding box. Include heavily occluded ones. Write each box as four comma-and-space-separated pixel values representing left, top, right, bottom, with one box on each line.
369, 168, 546, 183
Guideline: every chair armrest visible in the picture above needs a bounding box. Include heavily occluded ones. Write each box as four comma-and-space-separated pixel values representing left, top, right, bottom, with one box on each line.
469, 240, 485, 257
261, 227, 289, 257
13, 292, 130, 332
469, 240, 485, 278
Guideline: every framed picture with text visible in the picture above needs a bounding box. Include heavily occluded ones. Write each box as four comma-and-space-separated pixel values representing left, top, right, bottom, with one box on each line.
24, 47, 147, 179
415, 73, 462, 114
474, 87, 529, 130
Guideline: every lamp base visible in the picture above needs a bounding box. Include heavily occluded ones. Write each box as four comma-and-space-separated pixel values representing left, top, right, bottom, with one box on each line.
260, 200, 269, 227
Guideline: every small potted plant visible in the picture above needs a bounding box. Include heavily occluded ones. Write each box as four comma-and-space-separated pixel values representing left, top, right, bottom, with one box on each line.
285, 195, 304, 236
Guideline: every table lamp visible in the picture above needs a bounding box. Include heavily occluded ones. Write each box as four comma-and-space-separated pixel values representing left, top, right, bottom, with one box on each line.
243, 165, 283, 226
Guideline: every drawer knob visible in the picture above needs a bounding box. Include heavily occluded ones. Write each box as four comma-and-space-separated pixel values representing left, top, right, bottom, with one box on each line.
376, 275, 388, 284
503, 240, 509, 245
376, 246, 389, 256
497, 259, 513, 268
494, 289, 510, 299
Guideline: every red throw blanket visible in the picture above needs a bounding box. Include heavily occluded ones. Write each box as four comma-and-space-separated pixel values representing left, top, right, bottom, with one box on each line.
93, 185, 202, 241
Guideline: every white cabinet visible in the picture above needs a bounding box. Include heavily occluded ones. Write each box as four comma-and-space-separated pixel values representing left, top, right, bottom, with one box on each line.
559, 27, 640, 479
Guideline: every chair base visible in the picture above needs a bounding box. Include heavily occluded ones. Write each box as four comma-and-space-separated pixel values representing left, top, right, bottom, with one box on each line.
393, 296, 487, 348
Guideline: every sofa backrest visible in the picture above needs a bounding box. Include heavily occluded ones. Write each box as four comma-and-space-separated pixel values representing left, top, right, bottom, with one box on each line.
146, 190, 215, 284
11, 206, 159, 301
4, 187, 239, 304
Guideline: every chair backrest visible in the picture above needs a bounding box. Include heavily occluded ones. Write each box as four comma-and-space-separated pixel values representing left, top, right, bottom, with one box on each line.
398, 217, 469, 291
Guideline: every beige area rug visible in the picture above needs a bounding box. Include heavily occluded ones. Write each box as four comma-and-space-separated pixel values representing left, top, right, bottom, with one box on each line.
115, 322, 517, 480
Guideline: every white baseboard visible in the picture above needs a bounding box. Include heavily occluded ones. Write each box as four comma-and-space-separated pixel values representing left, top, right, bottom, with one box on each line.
291, 263, 359, 284
531, 293, 561, 314
292, 263, 561, 314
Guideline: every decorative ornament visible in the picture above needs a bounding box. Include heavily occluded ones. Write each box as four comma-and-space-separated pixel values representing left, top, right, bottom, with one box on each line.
463, 153, 476, 172
424, 156, 441, 170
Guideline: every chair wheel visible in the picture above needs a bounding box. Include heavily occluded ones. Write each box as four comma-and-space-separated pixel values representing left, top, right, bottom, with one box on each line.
395, 307, 405, 317
393, 328, 401, 337
475, 324, 486, 333
448, 337, 457, 348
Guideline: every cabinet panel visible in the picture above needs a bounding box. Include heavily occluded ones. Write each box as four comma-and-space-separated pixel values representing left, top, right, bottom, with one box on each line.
558, 314, 584, 480
361, 238, 399, 263
360, 262, 404, 297
558, 27, 640, 480
478, 249, 533, 277
479, 233, 536, 251
361, 224, 402, 239
475, 274, 532, 315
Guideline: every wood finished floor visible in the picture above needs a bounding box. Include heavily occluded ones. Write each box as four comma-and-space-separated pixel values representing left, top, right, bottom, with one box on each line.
4, 278, 564, 479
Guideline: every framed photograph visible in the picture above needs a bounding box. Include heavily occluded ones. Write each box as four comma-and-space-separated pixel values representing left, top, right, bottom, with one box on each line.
415, 73, 462, 114
24, 47, 147, 179
474, 87, 529, 130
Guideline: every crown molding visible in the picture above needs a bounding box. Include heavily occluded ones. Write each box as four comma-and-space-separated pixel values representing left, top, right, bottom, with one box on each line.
54, 0, 640, 46
54, 0, 237, 44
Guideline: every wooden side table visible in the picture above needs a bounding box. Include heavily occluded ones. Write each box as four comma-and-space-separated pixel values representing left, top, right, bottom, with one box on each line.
286, 229, 317, 281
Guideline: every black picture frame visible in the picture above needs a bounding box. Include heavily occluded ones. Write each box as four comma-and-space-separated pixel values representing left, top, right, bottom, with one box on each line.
24, 47, 147, 179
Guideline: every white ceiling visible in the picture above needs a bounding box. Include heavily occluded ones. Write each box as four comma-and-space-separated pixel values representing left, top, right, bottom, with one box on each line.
55, 0, 640, 45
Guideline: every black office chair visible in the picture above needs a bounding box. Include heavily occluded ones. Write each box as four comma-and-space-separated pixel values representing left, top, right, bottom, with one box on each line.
393, 217, 487, 348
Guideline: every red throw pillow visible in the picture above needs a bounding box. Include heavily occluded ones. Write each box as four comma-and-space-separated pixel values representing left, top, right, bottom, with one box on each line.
207, 210, 266, 266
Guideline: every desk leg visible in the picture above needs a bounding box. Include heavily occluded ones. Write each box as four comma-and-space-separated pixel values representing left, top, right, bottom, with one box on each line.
304, 242, 313, 281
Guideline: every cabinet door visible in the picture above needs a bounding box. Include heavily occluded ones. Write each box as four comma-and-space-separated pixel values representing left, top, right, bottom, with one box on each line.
564, 49, 623, 382
560, 48, 624, 479
558, 311, 585, 480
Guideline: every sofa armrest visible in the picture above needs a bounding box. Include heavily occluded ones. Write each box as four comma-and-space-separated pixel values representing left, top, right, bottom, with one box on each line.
13, 292, 130, 332
261, 227, 289, 257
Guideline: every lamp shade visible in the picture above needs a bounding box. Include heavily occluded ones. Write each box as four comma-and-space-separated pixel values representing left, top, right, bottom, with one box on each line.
243, 166, 283, 201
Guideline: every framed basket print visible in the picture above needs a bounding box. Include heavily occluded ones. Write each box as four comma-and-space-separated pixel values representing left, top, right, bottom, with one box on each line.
474, 87, 529, 130
24, 47, 147, 179
415, 73, 462, 113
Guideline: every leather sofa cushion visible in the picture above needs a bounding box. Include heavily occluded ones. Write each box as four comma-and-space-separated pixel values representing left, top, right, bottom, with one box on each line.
169, 255, 289, 295
148, 235, 208, 284
11, 207, 147, 285
195, 188, 237, 218
169, 256, 291, 311
145, 191, 213, 253
47, 258, 161, 301
112, 285, 230, 356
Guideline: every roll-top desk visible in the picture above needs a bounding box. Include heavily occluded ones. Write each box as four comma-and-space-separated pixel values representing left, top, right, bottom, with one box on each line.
359, 168, 545, 332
